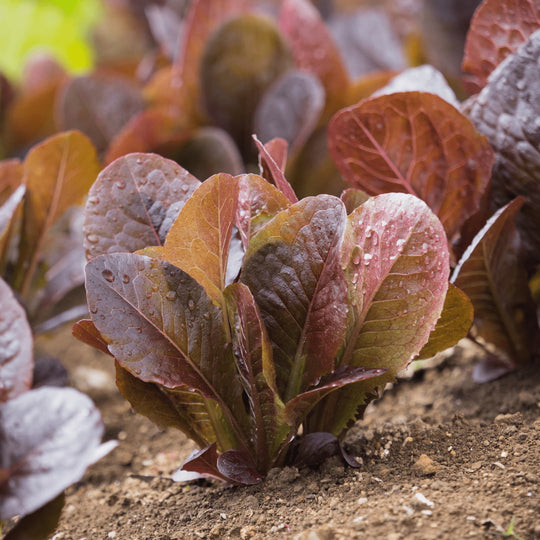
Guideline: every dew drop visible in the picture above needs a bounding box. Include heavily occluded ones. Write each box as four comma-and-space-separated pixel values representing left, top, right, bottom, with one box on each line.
166, 291, 177, 301
88, 196, 99, 205
188, 299, 196, 311
134, 368, 142, 375
181, 184, 189, 193
90, 306, 98, 314
122, 274, 130, 284
86, 234, 99, 244
396, 238, 405, 247
203, 312, 211, 320
116, 181, 126, 190
101, 269, 115, 282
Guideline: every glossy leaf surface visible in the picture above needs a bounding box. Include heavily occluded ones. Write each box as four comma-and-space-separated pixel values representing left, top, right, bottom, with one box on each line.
71, 319, 112, 356
452, 198, 536, 366
0, 387, 111, 520
416, 284, 473, 361
279, 0, 349, 118
310, 193, 450, 436
241, 195, 348, 401
462, 0, 540, 94
467, 30, 540, 262
236, 173, 291, 249
115, 364, 215, 449
329, 92, 494, 242
224, 283, 287, 470
163, 174, 239, 307
0, 278, 33, 402
84, 153, 200, 260
253, 135, 297, 204
18, 131, 100, 296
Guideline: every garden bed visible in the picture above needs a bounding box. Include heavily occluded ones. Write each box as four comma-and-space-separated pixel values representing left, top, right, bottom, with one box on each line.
37, 326, 540, 540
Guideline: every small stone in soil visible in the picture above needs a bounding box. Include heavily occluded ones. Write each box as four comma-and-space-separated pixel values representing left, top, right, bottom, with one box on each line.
413, 454, 439, 476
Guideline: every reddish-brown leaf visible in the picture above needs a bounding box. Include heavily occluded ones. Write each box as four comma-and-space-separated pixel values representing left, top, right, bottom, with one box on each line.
462, 0, 540, 94
71, 319, 112, 357
83, 153, 200, 260
241, 195, 348, 401
328, 92, 494, 243
163, 174, 239, 307
452, 198, 536, 366
0, 159, 23, 205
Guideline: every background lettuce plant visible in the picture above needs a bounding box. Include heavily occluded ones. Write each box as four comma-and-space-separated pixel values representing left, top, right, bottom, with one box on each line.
74, 149, 468, 483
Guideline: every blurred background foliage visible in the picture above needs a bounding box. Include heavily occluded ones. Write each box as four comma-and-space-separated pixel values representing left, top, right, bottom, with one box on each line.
0, 0, 102, 80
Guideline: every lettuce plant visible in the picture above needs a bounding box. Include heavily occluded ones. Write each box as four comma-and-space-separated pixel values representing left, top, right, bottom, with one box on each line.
0, 277, 115, 539
327, 0, 540, 381
74, 149, 463, 483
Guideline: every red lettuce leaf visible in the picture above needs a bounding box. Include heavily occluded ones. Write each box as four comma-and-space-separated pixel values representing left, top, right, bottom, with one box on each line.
462, 0, 540, 94
241, 195, 348, 401
85, 253, 247, 450
451, 198, 537, 367
84, 153, 200, 260
163, 173, 239, 308
328, 92, 494, 243
253, 135, 297, 204
71, 319, 112, 356
308, 193, 450, 435
115, 363, 215, 449
224, 283, 288, 471
236, 173, 291, 249
0, 278, 33, 402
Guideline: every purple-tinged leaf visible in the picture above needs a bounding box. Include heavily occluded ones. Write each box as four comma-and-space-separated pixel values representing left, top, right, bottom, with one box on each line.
279, 0, 349, 119
472, 355, 515, 384
0, 278, 33, 402
163, 174, 239, 307
0, 387, 114, 520
84, 153, 200, 260
466, 30, 540, 263
3, 492, 65, 540
462, 0, 540, 94
176, 443, 228, 482
176, 444, 263, 485
236, 173, 290, 249
254, 70, 324, 152
31, 356, 69, 389
291, 432, 338, 468
284, 366, 386, 426
329, 8, 405, 78
115, 363, 215, 449
310, 193, 449, 436
56, 75, 145, 156
85, 253, 246, 450
253, 135, 297, 204
241, 195, 348, 401
452, 198, 536, 367
224, 283, 288, 471
217, 449, 263, 485
328, 92, 494, 243
72, 319, 112, 357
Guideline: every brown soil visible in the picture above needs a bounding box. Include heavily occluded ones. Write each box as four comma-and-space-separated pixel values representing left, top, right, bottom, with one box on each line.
30, 326, 540, 540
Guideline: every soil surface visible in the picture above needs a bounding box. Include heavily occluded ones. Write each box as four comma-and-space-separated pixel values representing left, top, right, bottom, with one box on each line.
28, 326, 540, 540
